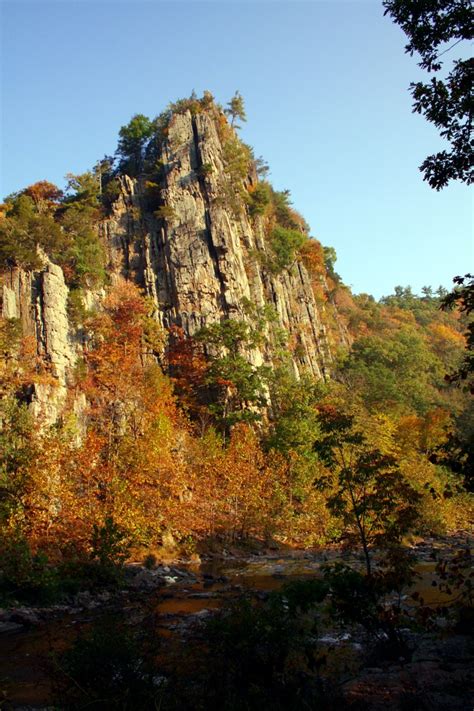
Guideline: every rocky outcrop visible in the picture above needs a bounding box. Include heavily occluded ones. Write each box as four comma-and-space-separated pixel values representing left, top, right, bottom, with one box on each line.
101, 110, 337, 379
2, 268, 35, 331
35, 261, 74, 381
1, 258, 76, 424
2, 258, 74, 378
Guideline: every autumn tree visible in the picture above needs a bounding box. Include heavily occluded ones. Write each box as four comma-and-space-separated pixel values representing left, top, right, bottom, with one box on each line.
220, 424, 278, 540
188, 425, 285, 542
23, 181, 63, 213
314, 404, 422, 575
167, 327, 209, 428
55, 281, 183, 548
83, 281, 152, 426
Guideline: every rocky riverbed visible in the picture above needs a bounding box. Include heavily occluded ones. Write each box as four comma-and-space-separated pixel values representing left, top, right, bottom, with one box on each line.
1, 533, 472, 709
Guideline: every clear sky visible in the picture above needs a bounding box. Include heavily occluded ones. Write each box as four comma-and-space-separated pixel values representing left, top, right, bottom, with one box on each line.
1, 0, 472, 299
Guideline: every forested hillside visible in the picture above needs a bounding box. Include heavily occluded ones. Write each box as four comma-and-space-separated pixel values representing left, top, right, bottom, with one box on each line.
0, 93, 472, 598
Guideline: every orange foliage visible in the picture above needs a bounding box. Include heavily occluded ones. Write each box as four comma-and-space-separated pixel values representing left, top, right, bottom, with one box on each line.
333, 287, 355, 312
24, 281, 184, 550
167, 326, 209, 425
4, 268, 470, 564
397, 408, 453, 457
300, 239, 325, 278
187, 424, 286, 541
23, 180, 63, 212
83, 281, 148, 416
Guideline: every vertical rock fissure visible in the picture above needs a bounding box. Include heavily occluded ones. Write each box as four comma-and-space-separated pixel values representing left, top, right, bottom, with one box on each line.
158, 214, 182, 328
33, 270, 46, 363
191, 115, 228, 315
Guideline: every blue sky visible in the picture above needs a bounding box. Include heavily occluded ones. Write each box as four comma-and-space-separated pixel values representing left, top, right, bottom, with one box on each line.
1, 0, 472, 299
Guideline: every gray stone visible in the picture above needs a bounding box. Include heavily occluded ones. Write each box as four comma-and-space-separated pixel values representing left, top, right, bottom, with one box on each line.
128, 569, 165, 590
10, 607, 40, 626
0, 620, 23, 633
74, 591, 93, 607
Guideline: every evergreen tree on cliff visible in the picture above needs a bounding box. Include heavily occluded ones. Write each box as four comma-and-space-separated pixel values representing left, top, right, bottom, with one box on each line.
225, 91, 247, 128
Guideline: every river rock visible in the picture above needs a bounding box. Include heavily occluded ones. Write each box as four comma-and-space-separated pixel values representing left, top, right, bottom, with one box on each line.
0, 620, 24, 633
10, 607, 41, 626
128, 569, 166, 590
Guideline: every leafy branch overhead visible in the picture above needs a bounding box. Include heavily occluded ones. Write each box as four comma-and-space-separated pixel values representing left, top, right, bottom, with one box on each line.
383, 0, 473, 189
441, 273, 474, 392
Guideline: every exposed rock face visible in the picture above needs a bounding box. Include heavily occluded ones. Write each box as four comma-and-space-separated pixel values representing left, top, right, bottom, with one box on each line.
101, 110, 337, 379
2, 259, 74, 380
1, 259, 75, 424
2, 268, 35, 330
36, 261, 74, 381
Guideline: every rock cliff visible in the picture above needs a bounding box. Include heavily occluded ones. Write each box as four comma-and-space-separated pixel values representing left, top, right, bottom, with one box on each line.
102, 109, 340, 378
1, 101, 348, 423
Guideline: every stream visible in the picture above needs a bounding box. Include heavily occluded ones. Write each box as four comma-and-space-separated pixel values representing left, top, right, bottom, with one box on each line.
0, 533, 472, 709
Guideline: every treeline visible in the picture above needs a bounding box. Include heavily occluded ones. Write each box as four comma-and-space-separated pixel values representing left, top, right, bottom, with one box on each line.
1, 272, 472, 600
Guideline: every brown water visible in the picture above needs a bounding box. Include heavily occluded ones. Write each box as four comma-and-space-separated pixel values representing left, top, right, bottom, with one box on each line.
0, 615, 87, 706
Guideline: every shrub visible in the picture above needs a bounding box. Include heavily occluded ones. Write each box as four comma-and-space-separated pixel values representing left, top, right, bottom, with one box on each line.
248, 181, 272, 217
101, 177, 121, 209
154, 205, 176, 222
67, 288, 88, 327
271, 189, 309, 233
269, 226, 307, 273
90, 516, 130, 572
55, 616, 162, 710
199, 589, 327, 710
143, 553, 157, 570
59, 205, 106, 286
197, 162, 213, 177
0, 534, 60, 604
0, 196, 68, 270
321, 556, 416, 661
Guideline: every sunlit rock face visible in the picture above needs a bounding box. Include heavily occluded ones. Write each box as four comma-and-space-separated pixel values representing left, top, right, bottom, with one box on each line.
101, 109, 340, 380
2, 258, 74, 425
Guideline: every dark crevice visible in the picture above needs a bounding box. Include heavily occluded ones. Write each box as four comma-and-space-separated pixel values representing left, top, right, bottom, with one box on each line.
33, 271, 46, 360
160, 223, 181, 328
